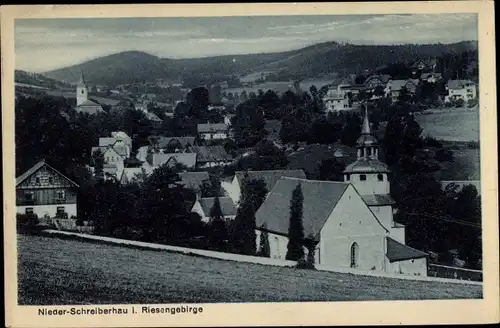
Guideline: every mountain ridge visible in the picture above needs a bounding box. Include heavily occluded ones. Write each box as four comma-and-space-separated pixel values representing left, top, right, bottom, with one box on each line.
41, 40, 478, 86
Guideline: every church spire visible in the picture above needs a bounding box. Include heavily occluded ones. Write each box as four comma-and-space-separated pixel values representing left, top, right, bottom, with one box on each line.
361, 106, 371, 135
78, 69, 86, 85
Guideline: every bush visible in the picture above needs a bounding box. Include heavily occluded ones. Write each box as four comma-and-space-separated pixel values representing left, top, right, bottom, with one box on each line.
17, 213, 40, 233
295, 258, 316, 270
435, 148, 454, 162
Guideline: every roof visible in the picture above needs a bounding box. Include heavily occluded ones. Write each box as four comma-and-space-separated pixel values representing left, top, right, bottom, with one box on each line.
389, 80, 416, 91
149, 152, 197, 168
386, 237, 428, 262
197, 123, 228, 133
441, 180, 481, 195
120, 167, 149, 184
446, 80, 476, 90
152, 136, 196, 149
16, 160, 79, 187
255, 177, 349, 239
77, 99, 101, 107
99, 138, 115, 147
198, 197, 237, 217
344, 158, 390, 174
136, 146, 150, 162
189, 145, 232, 163
365, 74, 392, 84
178, 172, 210, 191
361, 194, 396, 206
110, 141, 129, 158
420, 72, 442, 80
146, 112, 163, 122
234, 169, 307, 192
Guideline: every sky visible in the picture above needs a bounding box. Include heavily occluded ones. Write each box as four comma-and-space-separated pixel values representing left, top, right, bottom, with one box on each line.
15, 14, 478, 73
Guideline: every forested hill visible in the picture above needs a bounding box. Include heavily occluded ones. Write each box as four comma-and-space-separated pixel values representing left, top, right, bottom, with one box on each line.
42, 40, 478, 86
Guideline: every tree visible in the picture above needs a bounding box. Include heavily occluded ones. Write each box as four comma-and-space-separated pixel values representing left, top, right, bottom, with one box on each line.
257, 228, 270, 257
207, 195, 228, 251
340, 113, 362, 147
318, 158, 346, 181
239, 139, 289, 171
286, 183, 305, 261
232, 98, 267, 147
230, 175, 268, 255
186, 87, 210, 119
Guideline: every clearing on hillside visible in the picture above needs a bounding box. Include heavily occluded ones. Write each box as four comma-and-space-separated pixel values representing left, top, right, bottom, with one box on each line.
18, 234, 482, 305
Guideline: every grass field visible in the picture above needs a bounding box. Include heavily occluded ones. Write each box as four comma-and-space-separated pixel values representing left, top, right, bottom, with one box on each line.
18, 234, 482, 305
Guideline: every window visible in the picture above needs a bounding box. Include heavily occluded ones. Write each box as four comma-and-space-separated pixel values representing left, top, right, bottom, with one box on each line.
367, 148, 372, 156
81, 90, 84, 94
48, 177, 54, 184
377, 174, 384, 181
24, 192, 34, 201
25, 208, 34, 215
35, 177, 40, 184
360, 174, 367, 181
56, 207, 65, 214
57, 190, 66, 200
345, 174, 350, 181
350, 243, 359, 268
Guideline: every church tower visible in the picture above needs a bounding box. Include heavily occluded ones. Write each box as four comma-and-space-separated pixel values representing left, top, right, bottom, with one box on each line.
343, 107, 390, 196
343, 107, 404, 241
76, 70, 88, 106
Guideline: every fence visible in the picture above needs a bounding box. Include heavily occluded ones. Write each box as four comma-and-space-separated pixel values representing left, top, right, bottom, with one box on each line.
427, 264, 482, 282
38, 217, 95, 234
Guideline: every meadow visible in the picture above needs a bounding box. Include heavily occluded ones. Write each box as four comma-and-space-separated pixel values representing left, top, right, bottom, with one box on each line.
18, 234, 482, 305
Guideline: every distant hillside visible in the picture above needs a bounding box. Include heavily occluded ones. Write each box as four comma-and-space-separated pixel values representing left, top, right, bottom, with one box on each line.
42, 41, 478, 86
15, 70, 71, 89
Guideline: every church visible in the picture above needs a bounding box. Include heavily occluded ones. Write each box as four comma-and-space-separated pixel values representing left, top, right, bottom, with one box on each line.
254, 109, 428, 277
74, 71, 104, 115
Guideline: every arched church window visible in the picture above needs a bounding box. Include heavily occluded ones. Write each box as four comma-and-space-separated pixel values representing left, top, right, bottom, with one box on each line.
367, 148, 372, 156
81, 90, 84, 94
377, 174, 384, 181
350, 242, 359, 268
360, 174, 367, 181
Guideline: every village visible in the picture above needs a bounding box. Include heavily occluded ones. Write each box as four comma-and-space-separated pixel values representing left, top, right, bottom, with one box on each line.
15, 48, 483, 288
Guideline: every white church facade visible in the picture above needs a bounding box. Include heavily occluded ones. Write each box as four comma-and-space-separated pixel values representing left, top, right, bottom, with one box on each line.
254, 109, 428, 277
74, 71, 104, 115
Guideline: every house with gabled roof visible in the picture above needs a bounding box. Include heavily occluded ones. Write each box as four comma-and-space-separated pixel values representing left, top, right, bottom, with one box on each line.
197, 123, 229, 140
146, 151, 197, 170
385, 79, 418, 102
178, 172, 210, 193
188, 145, 233, 168
254, 109, 428, 277
191, 197, 238, 223
221, 169, 307, 205
363, 74, 392, 92
16, 160, 79, 219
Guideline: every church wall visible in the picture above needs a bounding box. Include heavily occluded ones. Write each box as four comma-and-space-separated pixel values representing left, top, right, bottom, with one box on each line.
255, 230, 290, 261
348, 173, 390, 196
385, 257, 428, 277
319, 186, 387, 270
389, 226, 406, 244
369, 205, 393, 230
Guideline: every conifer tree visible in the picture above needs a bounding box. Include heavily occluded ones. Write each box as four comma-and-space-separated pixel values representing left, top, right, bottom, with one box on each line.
286, 183, 305, 261
257, 227, 270, 257
208, 194, 228, 251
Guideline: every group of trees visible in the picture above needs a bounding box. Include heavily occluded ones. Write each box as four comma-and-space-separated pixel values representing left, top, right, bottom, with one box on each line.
381, 109, 482, 269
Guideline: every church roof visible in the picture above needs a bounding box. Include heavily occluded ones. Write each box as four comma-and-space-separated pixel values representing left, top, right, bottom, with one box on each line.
386, 237, 428, 262
77, 99, 102, 107
344, 158, 390, 174
255, 177, 349, 240
361, 194, 396, 206
234, 169, 307, 193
